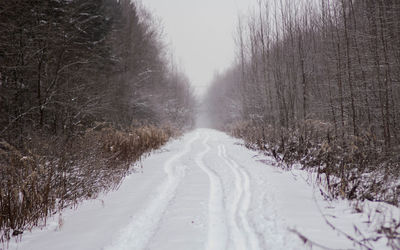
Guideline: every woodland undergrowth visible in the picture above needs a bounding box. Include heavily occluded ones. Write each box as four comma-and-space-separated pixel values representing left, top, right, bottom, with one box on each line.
228, 121, 400, 248
0, 124, 178, 243
229, 120, 400, 205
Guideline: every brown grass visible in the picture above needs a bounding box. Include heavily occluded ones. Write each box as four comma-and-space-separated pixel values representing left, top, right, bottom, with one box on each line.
227, 121, 400, 204
0, 125, 178, 243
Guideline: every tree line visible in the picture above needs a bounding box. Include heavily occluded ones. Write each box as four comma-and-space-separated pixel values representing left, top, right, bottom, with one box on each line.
207, 0, 400, 145
206, 0, 400, 206
0, 0, 196, 242
0, 0, 195, 145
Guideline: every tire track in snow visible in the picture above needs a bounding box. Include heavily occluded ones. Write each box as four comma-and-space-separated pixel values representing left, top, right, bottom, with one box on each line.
197, 135, 228, 250
217, 145, 247, 250
104, 132, 200, 250
220, 144, 261, 250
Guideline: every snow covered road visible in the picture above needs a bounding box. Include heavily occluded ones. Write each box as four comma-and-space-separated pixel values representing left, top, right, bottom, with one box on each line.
8, 129, 397, 250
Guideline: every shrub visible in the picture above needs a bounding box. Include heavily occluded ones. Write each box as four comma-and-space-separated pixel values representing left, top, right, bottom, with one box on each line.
0, 125, 177, 243
227, 120, 400, 205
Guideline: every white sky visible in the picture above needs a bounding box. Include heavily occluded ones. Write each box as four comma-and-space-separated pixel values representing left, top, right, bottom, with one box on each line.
142, 0, 255, 95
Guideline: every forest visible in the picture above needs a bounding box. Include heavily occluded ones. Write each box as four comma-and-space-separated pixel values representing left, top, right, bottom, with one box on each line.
206, 0, 400, 206
0, 0, 195, 242
2, 0, 400, 247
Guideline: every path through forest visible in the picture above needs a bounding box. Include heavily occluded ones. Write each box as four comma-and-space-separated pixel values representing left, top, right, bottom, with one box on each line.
9, 129, 395, 250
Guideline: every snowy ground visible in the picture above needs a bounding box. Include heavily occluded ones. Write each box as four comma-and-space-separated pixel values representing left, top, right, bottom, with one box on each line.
7, 129, 399, 250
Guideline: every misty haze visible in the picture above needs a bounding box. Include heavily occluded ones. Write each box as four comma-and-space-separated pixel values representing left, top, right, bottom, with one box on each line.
1, 0, 400, 250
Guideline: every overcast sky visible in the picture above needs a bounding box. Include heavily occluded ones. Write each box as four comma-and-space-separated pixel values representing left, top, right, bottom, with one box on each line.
142, 0, 254, 95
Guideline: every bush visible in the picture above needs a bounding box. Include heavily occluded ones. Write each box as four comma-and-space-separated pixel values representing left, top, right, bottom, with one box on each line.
0, 125, 177, 243
227, 120, 400, 205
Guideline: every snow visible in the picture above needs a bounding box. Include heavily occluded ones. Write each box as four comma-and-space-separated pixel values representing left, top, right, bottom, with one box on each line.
6, 128, 398, 250
196, 134, 229, 250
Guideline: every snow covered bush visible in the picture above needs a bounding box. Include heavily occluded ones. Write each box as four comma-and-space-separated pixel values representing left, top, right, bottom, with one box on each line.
0, 125, 177, 243
228, 121, 400, 206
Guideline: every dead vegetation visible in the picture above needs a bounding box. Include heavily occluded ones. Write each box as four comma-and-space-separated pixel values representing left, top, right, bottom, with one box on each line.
228, 120, 400, 248
228, 121, 400, 205
0, 0, 195, 245
0, 125, 178, 243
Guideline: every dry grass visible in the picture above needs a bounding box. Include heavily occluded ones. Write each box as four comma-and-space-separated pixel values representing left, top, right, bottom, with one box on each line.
0, 125, 178, 243
228, 120, 400, 247
100, 125, 174, 165
227, 121, 400, 204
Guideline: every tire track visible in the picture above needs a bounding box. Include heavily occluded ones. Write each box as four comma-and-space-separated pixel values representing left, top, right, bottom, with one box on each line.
104, 132, 200, 250
220, 144, 261, 250
217, 145, 247, 250
196, 135, 228, 250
